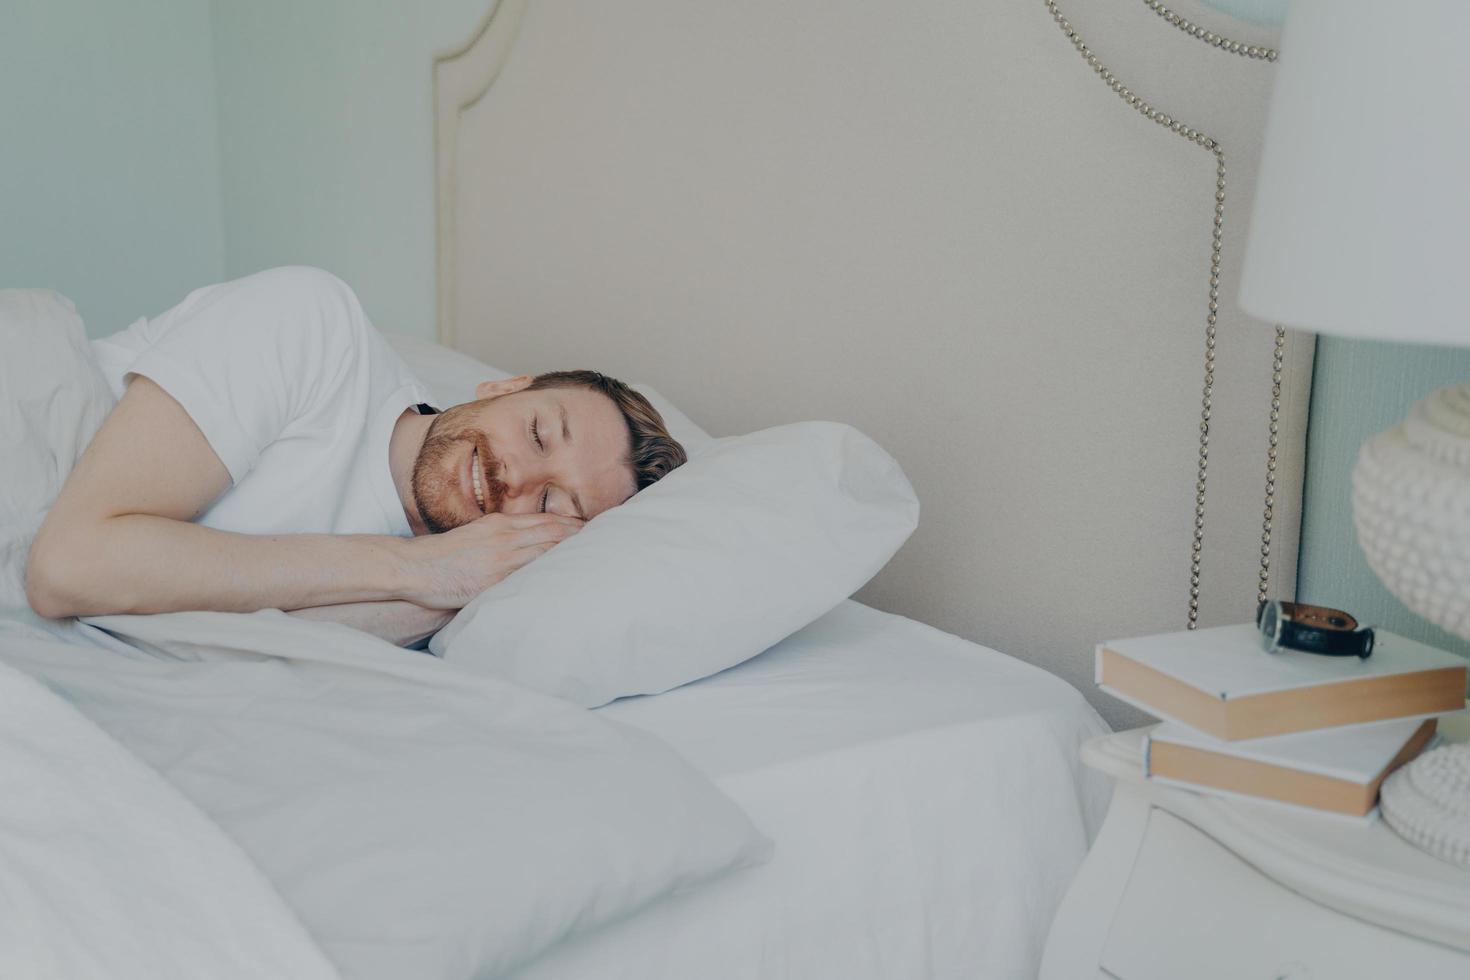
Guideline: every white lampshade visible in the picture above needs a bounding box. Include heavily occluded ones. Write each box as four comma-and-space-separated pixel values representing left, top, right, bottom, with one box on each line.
1239, 0, 1470, 345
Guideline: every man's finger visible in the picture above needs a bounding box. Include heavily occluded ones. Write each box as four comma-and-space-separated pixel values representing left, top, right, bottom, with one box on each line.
512, 523, 579, 548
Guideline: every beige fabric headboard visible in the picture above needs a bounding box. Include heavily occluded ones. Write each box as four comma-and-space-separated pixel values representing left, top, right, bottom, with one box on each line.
433, 0, 1311, 728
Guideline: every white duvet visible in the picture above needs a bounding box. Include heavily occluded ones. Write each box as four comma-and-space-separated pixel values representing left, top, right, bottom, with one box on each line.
0, 630, 340, 980
0, 610, 769, 979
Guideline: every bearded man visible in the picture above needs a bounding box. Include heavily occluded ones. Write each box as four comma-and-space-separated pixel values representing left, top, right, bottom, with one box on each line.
25, 266, 686, 647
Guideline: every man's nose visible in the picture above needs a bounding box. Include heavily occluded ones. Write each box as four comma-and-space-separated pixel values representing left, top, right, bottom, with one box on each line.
495, 461, 540, 514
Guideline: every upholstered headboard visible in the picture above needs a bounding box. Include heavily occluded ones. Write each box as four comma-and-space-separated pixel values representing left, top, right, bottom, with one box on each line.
432, 0, 1310, 728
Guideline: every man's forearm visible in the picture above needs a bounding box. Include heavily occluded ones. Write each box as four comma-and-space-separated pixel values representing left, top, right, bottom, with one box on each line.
27, 513, 411, 618
287, 600, 456, 649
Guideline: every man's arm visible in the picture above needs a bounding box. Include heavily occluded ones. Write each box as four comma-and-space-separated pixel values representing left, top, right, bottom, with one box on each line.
287, 601, 456, 649
25, 376, 579, 619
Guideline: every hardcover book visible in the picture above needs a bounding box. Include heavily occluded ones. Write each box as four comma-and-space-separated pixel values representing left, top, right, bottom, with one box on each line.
1096, 623, 1467, 740
1144, 717, 1440, 818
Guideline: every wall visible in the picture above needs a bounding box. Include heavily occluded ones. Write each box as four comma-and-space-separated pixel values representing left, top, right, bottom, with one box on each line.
0, 0, 225, 337
1201, 0, 1288, 26
210, 0, 489, 339
0, 0, 474, 341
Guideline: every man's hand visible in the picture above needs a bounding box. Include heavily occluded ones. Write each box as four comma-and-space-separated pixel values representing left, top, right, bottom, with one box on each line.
395, 512, 583, 610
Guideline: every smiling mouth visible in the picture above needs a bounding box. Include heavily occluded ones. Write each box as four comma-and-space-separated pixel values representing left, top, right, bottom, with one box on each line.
471, 447, 486, 513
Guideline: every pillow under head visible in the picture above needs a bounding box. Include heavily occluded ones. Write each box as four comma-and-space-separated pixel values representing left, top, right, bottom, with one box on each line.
430, 420, 919, 706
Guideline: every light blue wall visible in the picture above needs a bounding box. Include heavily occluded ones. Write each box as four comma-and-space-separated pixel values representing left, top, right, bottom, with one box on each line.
0, 0, 479, 340
210, 0, 489, 339
1296, 341, 1470, 658
1200, 0, 1289, 27
0, 0, 225, 336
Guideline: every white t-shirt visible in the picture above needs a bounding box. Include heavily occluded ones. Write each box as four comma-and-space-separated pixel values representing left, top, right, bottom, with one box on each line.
91, 267, 435, 538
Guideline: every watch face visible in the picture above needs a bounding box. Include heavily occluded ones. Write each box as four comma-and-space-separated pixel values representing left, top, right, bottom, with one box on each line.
1258, 601, 1281, 653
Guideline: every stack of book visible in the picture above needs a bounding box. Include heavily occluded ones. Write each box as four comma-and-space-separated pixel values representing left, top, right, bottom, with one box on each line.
1096, 623, 1468, 818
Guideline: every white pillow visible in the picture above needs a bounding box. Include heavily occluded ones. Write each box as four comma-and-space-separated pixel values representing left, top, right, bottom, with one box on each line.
430, 421, 919, 706
380, 330, 513, 403
0, 290, 116, 609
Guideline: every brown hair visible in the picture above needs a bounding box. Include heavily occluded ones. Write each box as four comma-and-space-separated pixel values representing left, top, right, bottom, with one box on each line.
525, 370, 687, 491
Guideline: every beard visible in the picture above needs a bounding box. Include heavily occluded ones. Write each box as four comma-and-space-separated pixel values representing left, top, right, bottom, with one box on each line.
410, 407, 509, 533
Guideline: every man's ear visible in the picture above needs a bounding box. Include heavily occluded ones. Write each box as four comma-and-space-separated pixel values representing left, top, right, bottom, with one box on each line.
475, 375, 533, 400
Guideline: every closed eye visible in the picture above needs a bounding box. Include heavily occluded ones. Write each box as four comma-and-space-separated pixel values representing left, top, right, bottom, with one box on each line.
539, 486, 550, 512
531, 416, 544, 452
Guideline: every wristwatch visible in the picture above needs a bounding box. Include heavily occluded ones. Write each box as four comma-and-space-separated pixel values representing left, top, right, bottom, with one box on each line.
1256, 600, 1375, 659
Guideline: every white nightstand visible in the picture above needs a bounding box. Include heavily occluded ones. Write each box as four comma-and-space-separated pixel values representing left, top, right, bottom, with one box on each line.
1040, 713, 1470, 980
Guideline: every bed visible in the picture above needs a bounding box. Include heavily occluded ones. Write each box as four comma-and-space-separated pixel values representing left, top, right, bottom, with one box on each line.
2, 269, 1112, 980
2, 295, 1110, 980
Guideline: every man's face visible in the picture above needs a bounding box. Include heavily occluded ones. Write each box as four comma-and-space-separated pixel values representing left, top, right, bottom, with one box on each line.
411, 384, 637, 534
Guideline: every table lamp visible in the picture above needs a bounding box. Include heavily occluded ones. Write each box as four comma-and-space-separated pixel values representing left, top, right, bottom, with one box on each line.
1239, 0, 1470, 865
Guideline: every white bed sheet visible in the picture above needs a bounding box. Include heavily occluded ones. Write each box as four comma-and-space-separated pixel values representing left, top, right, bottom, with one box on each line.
513, 601, 1113, 980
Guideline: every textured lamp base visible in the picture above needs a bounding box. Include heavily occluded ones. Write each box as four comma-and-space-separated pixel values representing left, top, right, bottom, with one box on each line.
1354, 382, 1470, 868
1381, 742, 1470, 870
1354, 383, 1470, 639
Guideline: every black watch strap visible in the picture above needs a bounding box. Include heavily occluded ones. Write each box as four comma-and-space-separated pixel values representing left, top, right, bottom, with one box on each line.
1257, 600, 1375, 659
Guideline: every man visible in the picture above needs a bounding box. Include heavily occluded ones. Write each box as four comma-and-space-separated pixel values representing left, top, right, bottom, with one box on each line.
24, 267, 686, 647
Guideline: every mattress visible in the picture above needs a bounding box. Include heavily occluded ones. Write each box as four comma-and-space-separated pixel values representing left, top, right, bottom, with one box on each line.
512, 601, 1113, 980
